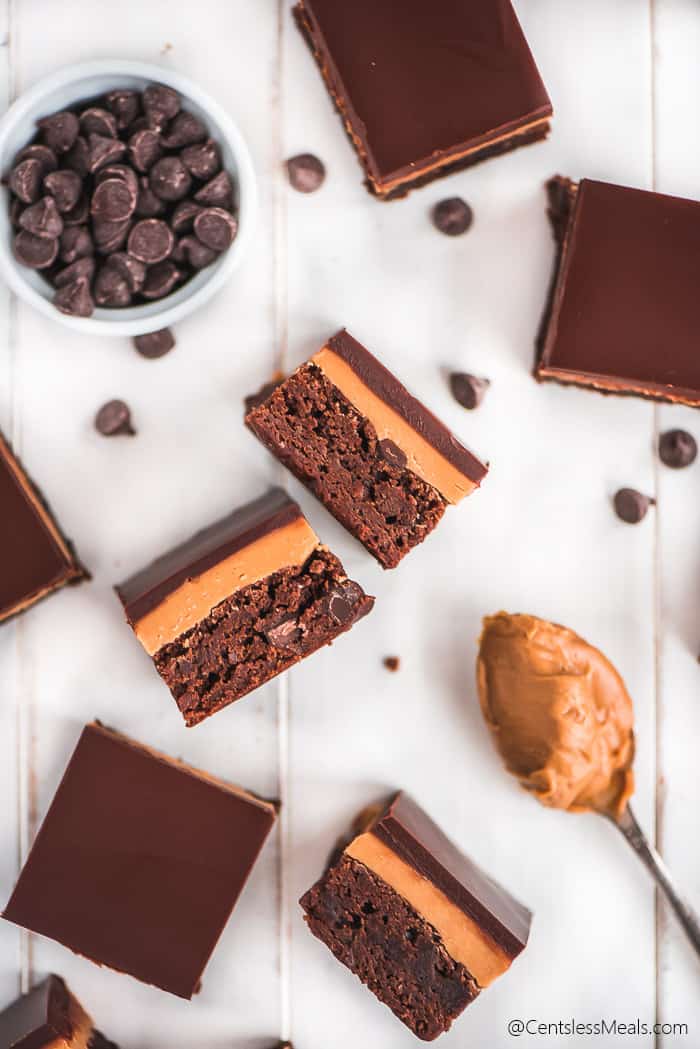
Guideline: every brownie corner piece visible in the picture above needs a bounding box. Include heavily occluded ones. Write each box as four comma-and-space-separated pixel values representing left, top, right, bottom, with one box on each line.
116, 488, 374, 725
300, 792, 531, 1040
0, 973, 118, 1048
0, 428, 88, 625
246, 330, 487, 569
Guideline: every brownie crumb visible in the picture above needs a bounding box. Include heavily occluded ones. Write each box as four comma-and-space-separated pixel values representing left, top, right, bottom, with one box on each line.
383, 655, 400, 672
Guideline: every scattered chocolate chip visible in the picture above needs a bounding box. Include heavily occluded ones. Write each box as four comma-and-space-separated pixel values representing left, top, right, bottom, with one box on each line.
658, 429, 697, 469
181, 139, 221, 181
326, 581, 364, 626
107, 252, 145, 293
15, 143, 57, 175
59, 225, 93, 263
613, 488, 655, 524
19, 196, 63, 239
95, 399, 135, 436
14, 229, 58, 268
143, 84, 180, 127
127, 218, 173, 263
87, 133, 126, 173
79, 107, 117, 139
37, 111, 79, 153
449, 372, 490, 410
105, 89, 141, 129
93, 217, 131, 255
244, 375, 283, 414
160, 111, 206, 149
286, 153, 326, 193
265, 616, 303, 652
134, 176, 166, 218
53, 275, 94, 316
194, 170, 233, 207
43, 169, 82, 213
133, 328, 176, 359
91, 177, 136, 222
378, 438, 408, 470
432, 197, 473, 236
62, 195, 90, 226
149, 156, 191, 202
141, 260, 180, 300
128, 127, 162, 173
63, 136, 90, 177
174, 234, 217, 269
94, 264, 131, 307
54, 256, 96, 288
9, 159, 43, 204
171, 199, 202, 233
383, 656, 401, 672
193, 207, 237, 252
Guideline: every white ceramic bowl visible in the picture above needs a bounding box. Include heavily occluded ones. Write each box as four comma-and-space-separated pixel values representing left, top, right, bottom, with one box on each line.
0, 59, 257, 336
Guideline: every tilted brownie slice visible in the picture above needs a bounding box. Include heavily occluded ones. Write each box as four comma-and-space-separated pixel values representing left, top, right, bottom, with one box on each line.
0, 974, 117, 1049
116, 488, 374, 725
246, 330, 487, 569
300, 792, 531, 1041
0, 429, 88, 624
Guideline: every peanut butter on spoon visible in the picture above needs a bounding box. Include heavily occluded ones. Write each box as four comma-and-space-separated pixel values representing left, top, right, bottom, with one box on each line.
476, 611, 700, 960
477, 612, 634, 821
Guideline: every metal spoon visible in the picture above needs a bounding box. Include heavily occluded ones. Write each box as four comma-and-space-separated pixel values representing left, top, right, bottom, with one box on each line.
611, 804, 700, 958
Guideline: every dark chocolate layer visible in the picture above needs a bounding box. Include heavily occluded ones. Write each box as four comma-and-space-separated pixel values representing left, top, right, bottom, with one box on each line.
117, 488, 302, 624
3, 723, 276, 999
371, 793, 531, 959
327, 330, 487, 483
0, 976, 71, 1049
295, 0, 551, 189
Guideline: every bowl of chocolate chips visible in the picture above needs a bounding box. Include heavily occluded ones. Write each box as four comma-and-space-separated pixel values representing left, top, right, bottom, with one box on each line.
0, 60, 256, 335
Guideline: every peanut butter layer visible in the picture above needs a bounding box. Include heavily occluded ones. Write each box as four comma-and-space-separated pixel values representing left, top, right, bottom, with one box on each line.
346, 832, 511, 987
133, 514, 319, 656
312, 341, 483, 504
477, 612, 635, 821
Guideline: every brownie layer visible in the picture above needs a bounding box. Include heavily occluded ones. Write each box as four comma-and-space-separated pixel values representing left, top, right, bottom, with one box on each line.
0, 974, 117, 1049
301, 853, 479, 1040
155, 547, 374, 725
246, 364, 447, 568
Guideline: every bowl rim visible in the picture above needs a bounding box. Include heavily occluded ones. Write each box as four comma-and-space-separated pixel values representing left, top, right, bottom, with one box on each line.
0, 58, 257, 336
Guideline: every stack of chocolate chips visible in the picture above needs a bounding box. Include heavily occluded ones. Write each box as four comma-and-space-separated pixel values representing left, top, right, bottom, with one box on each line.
7, 83, 238, 317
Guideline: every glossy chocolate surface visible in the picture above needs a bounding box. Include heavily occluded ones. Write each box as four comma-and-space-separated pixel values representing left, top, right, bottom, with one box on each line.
327, 330, 488, 483
538, 178, 700, 403
3, 723, 276, 999
296, 0, 551, 184
0, 976, 71, 1049
371, 792, 531, 958
116, 488, 303, 623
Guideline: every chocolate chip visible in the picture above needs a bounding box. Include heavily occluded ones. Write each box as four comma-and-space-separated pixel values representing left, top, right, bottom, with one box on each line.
141, 260, 180, 300
286, 153, 326, 193
9, 159, 43, 204
37, 111, 79, 153
53, 275, 94, 316
193, 207, 237, 252
174, 234, 217, 269
127, 218, 173, 263
93, 218, 131, 255
449, 372, 490, 410
149, 156, 191, 202
378, 438, 408, 470
194, 170, 233, 208
181, 138, 221, 181
133, 328, 176, 359
91, 177, 136, 222
54, 256, 95, 288
128, 128, 162, 172
658, 429, 697, 469
87, 133, 126, 173
135, 176, 166, 218
106, 252, 145, 293
43, 169, 82, 213
171, 199, 202, 234
14, 229, 58, 269
143, 84, 180, 127
59, 225, 93, 263
105, 89, 141, 129
63, 195, 90, 226
160, 111, 206, 149
94, 264, 131, 307
326, 581, 364, 626
95, 399, 135, 436
265, 616, 303, 652
96, 163, 138, 198
80, 107, 117, 139
432, 197, 473, 236
614, 488, 655, 524
63, 136, 90, 177
244, 376, 283, 414
383, 656, 401, 672
9, 198, 24, 227
19, 196, 63, 239
15, 143, 57, 175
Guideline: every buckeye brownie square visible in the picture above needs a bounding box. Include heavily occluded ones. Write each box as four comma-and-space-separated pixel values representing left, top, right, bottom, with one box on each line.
246, 330, 487, 569
116, 488, 374, 725
0, 974, 118, 1049
301, 793, 531, 1040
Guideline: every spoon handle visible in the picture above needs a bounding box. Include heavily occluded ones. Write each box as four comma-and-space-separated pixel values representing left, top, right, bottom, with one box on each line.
613, 805, 700, 959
